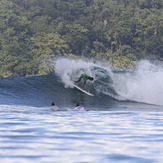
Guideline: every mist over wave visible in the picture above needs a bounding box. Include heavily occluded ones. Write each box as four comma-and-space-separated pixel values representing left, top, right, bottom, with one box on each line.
55, 58, 163, 106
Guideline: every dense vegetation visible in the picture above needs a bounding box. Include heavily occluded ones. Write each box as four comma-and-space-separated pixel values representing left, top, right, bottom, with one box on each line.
0, 0, 162, 76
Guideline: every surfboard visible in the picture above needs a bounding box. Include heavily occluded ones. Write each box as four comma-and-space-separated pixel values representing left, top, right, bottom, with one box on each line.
74, 85, 94, 96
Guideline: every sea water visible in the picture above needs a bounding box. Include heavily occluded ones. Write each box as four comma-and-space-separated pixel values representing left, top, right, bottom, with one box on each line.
0, 105, 163, 163
0, 59, 163, 163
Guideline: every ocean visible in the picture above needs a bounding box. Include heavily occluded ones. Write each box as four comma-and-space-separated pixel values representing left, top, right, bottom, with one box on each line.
0, 58, 163, 163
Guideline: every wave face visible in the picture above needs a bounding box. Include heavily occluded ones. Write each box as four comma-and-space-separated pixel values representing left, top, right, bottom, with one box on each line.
0, 74, 116, 107
0, 58, 163, 107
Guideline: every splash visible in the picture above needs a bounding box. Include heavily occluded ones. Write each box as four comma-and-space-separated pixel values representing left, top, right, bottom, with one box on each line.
55, 58, 95, 87
55, 58, 163, 106
114, 60, 163, 105
55, 58, 115, 94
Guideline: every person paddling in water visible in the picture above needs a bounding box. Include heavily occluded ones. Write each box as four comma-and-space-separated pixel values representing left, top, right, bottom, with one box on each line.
73, 103, 89, 111
50, 102, 59, 111
75, 73, 94, 90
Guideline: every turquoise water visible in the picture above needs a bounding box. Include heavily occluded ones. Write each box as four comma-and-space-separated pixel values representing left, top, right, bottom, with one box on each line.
0, 106, 163, 163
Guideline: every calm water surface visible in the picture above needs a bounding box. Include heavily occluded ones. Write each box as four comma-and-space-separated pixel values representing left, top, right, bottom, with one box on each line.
0, 106, 163, 163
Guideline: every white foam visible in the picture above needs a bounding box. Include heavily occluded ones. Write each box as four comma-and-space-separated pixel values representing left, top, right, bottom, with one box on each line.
55, 58, 112, 88
114, 60, 163, 105
54, 58, 163, 106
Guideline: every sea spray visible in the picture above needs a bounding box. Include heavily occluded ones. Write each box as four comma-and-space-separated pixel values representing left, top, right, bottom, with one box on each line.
55, 58, 119, 98
55, 58, 113, 80
114, 60, 163, 105
55, 58, 99, 87
55, 58, 163, 105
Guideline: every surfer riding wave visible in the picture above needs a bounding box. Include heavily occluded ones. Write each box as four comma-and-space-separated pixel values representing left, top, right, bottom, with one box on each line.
75, 73, 94, 90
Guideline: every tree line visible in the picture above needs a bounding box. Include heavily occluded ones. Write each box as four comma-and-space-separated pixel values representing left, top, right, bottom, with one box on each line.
0, 0, 162, 76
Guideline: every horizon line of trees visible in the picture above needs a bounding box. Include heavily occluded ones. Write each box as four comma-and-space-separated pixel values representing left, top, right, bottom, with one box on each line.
0, 0, 162, 77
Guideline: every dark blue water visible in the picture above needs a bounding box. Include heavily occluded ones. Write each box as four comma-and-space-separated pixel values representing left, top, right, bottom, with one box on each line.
0, 74, 123, 108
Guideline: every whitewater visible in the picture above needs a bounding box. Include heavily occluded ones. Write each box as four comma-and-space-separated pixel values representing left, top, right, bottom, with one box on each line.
55, 58, 163, 106
0, 58, 163, 163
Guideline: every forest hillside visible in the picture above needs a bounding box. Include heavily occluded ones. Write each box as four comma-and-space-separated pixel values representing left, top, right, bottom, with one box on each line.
0, 0, 162, 76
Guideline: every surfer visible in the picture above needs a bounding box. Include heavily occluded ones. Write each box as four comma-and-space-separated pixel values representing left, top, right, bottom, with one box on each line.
73, 103, 89, 111
75, 73, 94, 89
50, 102, 59, 111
